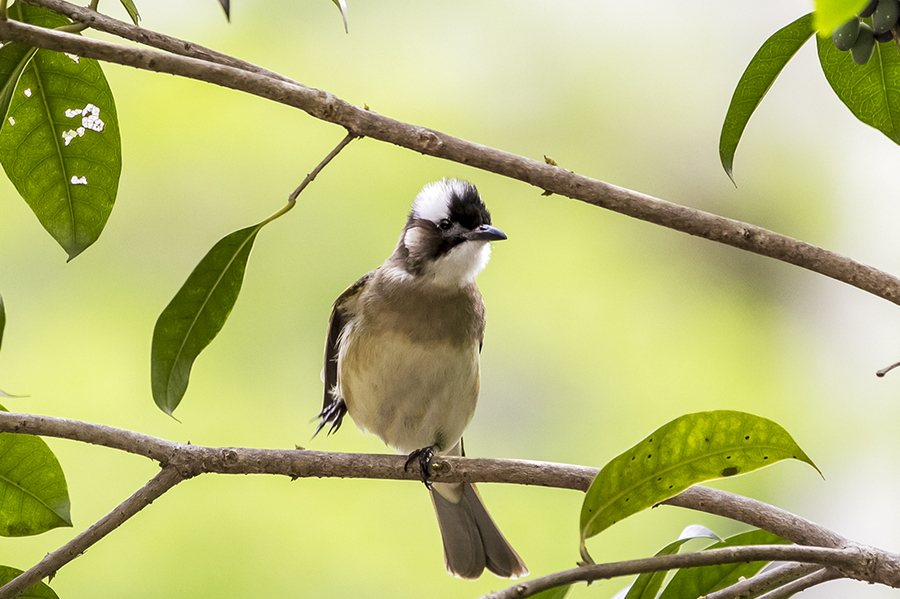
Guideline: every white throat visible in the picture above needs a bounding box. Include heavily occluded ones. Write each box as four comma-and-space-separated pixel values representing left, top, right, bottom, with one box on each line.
424, 241, 492, 288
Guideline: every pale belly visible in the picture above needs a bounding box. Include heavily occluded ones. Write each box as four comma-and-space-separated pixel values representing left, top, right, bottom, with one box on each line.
338, 328, 480, 455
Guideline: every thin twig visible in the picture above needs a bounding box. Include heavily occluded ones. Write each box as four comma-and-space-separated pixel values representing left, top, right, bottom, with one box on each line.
0, 19, 898, 308
22, 0, 295, 83
704, 563, 824, 599
288, 132, 358, 203
481, 546, 858, 599
0, 466, 185, 599
755, 567, 842, 599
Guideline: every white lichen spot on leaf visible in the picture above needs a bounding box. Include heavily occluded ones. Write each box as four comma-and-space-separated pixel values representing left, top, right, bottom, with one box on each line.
7, 117, 14, 126
70, 175, 87, 185
80, 104, 104, 132
65, 53, 80, 64
61, 103, 106, 146
61, 128, 85, 146
23, 88, 31, 98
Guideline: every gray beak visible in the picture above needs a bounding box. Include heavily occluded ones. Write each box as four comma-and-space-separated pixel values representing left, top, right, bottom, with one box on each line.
467, 224, 507, 242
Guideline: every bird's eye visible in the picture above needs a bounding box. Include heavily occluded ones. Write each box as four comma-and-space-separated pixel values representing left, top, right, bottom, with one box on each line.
438, 219, 453, 231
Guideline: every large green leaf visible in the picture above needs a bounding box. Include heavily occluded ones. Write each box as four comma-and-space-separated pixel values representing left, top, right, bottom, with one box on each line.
151, 225, 261, 415
623, 525, 721, 599
0, 566, 58, 598
817, 27, 900, 144
0, 3, 122, 260
720, 13, 815, 182
658, 529, 788, 599
579, 411, 818, 563
0, 404, 71, 536
815, 0, 869, 34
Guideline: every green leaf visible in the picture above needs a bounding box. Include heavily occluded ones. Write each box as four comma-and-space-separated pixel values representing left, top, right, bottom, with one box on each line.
579, 411, 818, 563
118, 0, 140, 25
815, 0, 869, 34
658, 529, 788, 599
817, 27, 900, 143
0, 565, 59, 598
151, 225, 261, 415
331, 0, 348, 32
0, 404, 72, 536
720, 13, 815, 182
623, 525, 721, 599
0, 3, 122, 260
0, 42, 36, 128
531, 585, 571, 599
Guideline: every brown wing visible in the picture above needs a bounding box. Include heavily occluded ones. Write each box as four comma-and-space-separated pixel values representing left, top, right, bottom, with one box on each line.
313, 272, 372, 437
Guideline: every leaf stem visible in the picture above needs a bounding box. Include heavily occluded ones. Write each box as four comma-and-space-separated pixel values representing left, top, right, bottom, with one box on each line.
258, 132, 357, 228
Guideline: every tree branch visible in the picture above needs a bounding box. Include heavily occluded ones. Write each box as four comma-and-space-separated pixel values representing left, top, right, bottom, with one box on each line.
661, 486, 849, 549
755, 567, 842, 599
0, 412, 598, 489
22, 0, 295, 83
5, 411, 900, 598
704, 563, 824, 599
480, 545, 862, 599
0, 10, 899, 308
0, 465, 185, 599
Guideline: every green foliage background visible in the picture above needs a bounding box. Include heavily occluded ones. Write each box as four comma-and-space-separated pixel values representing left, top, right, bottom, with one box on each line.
1, 0, 899, 597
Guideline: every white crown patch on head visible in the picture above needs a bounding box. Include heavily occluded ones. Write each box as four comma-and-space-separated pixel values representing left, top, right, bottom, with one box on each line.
411, 179, 473, 224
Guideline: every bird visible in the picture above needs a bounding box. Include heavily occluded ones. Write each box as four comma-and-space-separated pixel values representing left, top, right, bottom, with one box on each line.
313, 178, 527, 580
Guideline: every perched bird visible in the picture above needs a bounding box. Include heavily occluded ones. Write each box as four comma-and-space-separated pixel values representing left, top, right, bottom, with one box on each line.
314, 179, 527, 580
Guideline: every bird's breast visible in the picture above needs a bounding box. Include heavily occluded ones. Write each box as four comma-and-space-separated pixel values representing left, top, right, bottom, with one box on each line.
337, 285, 484, 454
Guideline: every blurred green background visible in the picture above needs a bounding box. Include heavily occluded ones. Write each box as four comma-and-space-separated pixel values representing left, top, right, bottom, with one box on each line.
2, 0, 900, 597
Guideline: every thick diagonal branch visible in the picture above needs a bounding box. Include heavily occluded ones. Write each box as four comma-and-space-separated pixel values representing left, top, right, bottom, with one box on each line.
0, 14, 899, 307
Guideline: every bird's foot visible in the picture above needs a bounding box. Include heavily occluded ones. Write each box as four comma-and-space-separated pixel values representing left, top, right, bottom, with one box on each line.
405, 446, 436, 488
312, 397, 347, 438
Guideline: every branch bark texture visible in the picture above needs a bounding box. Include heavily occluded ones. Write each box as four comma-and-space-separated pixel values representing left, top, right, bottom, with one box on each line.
4, 411, 900, 599
2, 4, 900, 598
1, 2, 899, 308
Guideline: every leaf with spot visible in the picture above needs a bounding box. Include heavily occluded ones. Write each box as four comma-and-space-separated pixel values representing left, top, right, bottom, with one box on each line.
658, 529, 788, 599
0, 404, 72, 536
0, 566, 58, 598
151, 225, 261, 416
0, 40, 36, 128
579, 411, 818, 564
817, 25, 900, 144
719, 13, 815, 182
622, 525, 721, 599
0, 3, 122, 260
